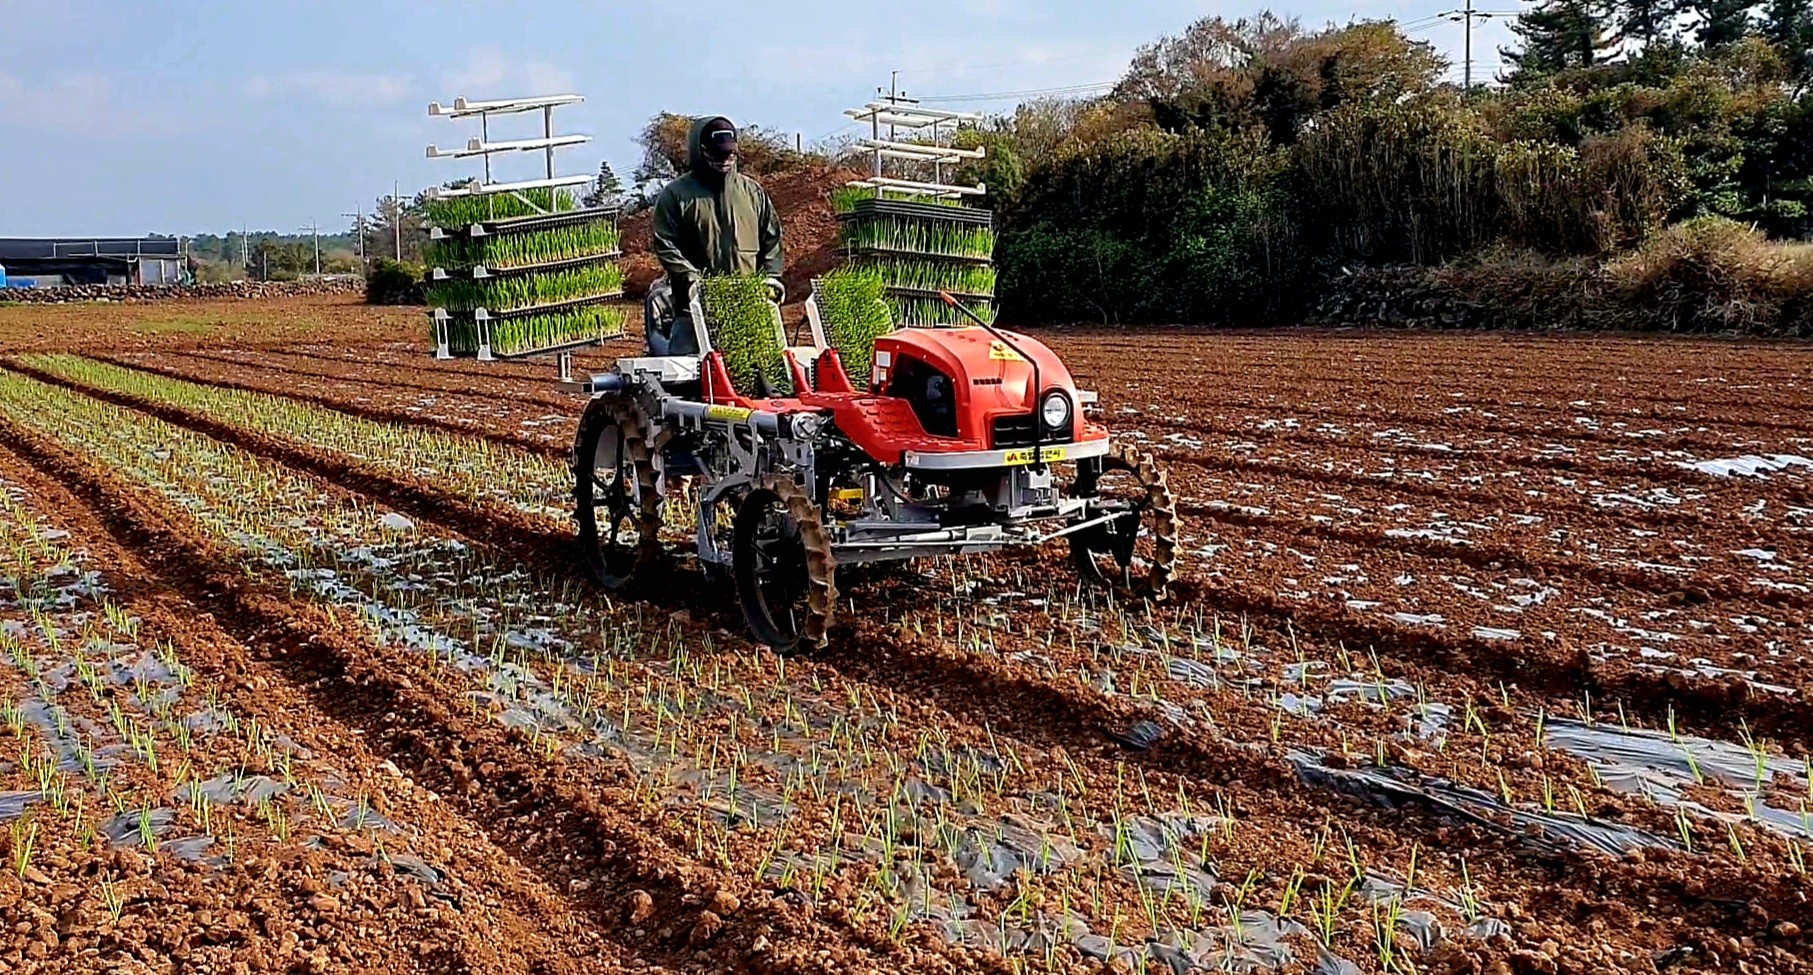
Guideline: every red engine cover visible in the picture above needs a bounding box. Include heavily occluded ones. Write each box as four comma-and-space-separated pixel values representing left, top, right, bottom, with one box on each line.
695, 327, 1107, 466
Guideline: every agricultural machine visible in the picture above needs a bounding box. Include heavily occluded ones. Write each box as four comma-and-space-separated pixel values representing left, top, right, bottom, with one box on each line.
570, 277, 1179, 650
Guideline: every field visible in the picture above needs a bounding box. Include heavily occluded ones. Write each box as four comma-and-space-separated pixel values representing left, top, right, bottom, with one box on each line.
0, 293, 1810, 975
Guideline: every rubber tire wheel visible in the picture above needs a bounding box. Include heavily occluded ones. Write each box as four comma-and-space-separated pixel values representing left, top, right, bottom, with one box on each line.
732, 488, 812, 653
573, 399, 657, 590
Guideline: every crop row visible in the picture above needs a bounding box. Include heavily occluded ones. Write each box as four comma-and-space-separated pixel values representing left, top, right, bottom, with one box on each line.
13, 358, 1806, 965
0, 368, 1517, 971
0, 469, 407, 879
14, 354, 569, 520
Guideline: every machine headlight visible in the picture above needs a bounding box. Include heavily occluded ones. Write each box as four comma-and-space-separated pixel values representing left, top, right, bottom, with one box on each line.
1040, 391, 1072, 431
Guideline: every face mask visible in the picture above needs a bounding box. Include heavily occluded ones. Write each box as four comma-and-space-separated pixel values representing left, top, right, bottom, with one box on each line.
703, 129, 737, 173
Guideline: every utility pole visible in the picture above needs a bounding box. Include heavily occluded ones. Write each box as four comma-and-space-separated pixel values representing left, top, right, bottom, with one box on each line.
394, 179, 403, 261
873, 72, 919, 178
300, 222, 321, 276
341, 206, 365, 264
1440, 0, 1500, 89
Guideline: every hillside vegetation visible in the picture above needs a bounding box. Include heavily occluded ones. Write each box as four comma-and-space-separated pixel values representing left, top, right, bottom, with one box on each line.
959, 4, 1813, 333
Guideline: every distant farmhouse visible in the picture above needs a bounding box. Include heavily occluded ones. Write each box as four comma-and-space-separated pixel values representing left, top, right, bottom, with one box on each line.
0, 237, 189, 289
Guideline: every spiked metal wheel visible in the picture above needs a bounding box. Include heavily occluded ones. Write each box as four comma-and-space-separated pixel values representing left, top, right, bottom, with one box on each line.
572, 395, 663, 589
1069, 443, 1178, 600
732, 476, 836, 652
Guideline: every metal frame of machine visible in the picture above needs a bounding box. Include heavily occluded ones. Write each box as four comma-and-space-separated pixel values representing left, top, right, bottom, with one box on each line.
570, 286, 1178, 651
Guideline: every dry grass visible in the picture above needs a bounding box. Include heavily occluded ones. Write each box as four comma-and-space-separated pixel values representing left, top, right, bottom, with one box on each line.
1606, 217, 1813, 333
1328, 218, 1813, 336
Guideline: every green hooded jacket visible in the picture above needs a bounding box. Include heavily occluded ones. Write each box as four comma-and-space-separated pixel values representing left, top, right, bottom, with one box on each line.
651, 116, 784, 309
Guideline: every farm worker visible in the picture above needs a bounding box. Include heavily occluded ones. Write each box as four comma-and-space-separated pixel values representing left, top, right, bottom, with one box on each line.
648, 116, 784, 356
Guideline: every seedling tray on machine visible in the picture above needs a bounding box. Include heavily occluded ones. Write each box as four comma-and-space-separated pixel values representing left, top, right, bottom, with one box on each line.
430, 250, 623, 280
835, 196, 994, 227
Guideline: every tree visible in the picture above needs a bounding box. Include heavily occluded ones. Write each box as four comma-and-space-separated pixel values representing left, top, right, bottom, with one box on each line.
633, 113, 691, 189
1688, 0, 1757, 48
1614, 0, 1680, 47
953, 126, 1025, 210
1760, 0, 1813, 84
366, 193, 427, 263
1117, 15, 1444, 144
1502, 0, 1619, 83
581, 160, 624, 209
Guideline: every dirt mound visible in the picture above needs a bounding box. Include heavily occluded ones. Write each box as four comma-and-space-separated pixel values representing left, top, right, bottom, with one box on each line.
619, 164, 859, 316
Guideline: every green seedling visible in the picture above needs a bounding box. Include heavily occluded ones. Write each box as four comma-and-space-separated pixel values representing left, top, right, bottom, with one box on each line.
1457, 858, 1481, 922
11, 818, 38, 878
99, 875, 125, 922
1278, 867, 1306, 918
423, 186, 577, 229
701, 273, 791, 394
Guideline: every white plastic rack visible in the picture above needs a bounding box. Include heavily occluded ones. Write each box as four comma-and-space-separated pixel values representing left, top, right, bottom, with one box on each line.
423, 92, 623, 368
835, 96, 998, 326
843, 101, 988, 200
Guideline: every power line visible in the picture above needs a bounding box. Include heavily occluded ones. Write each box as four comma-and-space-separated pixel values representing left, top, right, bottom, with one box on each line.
916, 81, 1118, 104
1436, 0, 1513, 88
892, 48, 1132, 80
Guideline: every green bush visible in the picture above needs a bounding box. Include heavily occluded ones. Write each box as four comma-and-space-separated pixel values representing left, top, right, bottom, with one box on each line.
976, 15, 1811, 328
998, 128, 1297, 324
365, 259, 424, 305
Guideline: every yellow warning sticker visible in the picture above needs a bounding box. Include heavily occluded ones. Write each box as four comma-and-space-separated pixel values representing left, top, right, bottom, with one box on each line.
1002, 446, 1066, 465
988, 341, 1025, 362
705, 405, 754, 423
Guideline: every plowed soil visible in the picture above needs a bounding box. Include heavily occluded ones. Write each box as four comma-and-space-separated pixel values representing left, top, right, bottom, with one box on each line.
1, 296, 1811, 974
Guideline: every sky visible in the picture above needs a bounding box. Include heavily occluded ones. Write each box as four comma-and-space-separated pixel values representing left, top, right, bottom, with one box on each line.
0, 0, 1523, 238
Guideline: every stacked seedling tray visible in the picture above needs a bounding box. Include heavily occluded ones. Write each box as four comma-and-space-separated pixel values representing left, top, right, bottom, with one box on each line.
834, 100, 996, 327
423, 94, 626, 360
701, 273, 793, 395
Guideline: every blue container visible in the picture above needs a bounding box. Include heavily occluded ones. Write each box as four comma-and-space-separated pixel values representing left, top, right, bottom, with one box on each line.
0, 263, 7, 289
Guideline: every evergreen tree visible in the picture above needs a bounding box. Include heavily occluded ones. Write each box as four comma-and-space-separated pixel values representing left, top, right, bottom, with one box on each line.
1760, 0, 1813, 82
1502, 0, 1618, 82
1688, 0, 1758, 48
1614, 0, 1679, 46
581, 160, 625, 209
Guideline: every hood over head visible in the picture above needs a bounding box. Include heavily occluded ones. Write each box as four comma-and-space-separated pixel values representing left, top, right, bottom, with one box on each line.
687, 115, 738, 180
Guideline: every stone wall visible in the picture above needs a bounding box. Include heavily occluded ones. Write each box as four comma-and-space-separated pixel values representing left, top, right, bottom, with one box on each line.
0, 278, 363, 305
